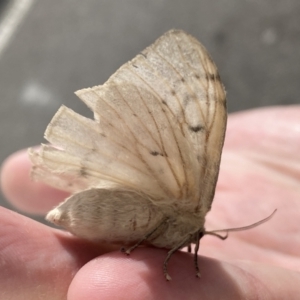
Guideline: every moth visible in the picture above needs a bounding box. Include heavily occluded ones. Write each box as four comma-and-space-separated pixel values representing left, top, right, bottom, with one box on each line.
29, 30, 273, 280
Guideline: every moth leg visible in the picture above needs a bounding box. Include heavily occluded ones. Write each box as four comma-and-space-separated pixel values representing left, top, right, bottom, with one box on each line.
163, 236, 191, 281
122, 218, 168, 255
187, 244, 192, 253
194, 231, 201, 278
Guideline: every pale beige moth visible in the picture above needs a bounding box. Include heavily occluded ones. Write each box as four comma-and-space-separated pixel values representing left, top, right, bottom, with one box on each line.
29, 29, 228, 280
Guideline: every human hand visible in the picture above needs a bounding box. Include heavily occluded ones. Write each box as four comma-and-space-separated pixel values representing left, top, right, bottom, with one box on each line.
1, 106, 300, 299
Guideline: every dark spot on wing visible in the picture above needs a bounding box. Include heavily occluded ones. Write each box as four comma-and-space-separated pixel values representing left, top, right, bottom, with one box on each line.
181, 77, 185, 83
79, 167, 89, 178
150, 151, 160, 156
189, 125, 204, 133
195, 74, 200, 79
140, 52, 147, 59
150, 150, 166, 157
171, 89, 176, 96
162, 100, 168, 106
206, 73, 221, 81
132, 64, 138, 68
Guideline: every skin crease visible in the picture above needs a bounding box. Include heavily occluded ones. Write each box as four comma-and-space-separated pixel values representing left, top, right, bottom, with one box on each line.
1, 106, 300, 300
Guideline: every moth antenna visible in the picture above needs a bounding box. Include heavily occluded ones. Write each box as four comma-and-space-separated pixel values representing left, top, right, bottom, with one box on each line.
205, 209, 277, 236
204, 231, 228, 240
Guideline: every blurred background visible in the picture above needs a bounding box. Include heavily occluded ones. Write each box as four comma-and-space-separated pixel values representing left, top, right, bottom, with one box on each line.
0, 0, 299, 217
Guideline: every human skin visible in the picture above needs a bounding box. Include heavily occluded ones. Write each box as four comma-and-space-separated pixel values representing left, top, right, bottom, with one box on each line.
1, 106, 300, 300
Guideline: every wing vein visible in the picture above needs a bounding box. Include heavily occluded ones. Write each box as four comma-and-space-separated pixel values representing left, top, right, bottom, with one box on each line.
91, 87, 175, 198
128, 66, 189, 199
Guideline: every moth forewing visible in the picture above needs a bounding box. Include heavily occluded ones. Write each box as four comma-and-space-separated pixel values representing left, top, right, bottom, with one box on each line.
29, 29, 227, 280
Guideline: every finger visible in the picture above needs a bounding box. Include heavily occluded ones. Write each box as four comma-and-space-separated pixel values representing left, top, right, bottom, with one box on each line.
0, 149, 69, 214
0, 206, 113, 300
68, 249, 300, 300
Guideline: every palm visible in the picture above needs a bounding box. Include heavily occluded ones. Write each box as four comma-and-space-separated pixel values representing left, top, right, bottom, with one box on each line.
203, 107, 300, 272
1, 106, 300, 299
